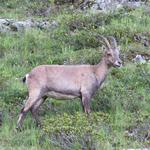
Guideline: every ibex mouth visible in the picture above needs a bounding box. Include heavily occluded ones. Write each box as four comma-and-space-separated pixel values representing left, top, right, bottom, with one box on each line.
115, 64, 122, 68
114, 61, 122, 67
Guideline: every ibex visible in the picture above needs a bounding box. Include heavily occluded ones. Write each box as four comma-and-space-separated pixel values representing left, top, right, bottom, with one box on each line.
16, 36, 122, 130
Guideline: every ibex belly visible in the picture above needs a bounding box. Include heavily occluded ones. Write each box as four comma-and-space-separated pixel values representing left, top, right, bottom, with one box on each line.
46, 91, 78, 100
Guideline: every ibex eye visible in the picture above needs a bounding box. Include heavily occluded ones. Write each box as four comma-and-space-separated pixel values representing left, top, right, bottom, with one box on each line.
107, 52, 112, 56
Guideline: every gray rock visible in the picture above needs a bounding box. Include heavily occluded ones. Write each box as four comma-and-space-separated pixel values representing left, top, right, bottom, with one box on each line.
132, 55, 146, 63
125, 121, 150, 143
10, 19, 35, 31
0, 19, 14, 26
91, 0, 145, 12
37, 21, 51, 29
10, 22, 25, 31
0, 19, 14, 32
0, 18, 58, 32
37, 20, 58, 30
0, 24, 10, 33
0, 19, 9, 25
50, 20, 59, 30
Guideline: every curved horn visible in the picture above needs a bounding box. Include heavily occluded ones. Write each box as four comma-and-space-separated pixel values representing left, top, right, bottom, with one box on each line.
107, 36, 117, 48
96, 35, 111, 49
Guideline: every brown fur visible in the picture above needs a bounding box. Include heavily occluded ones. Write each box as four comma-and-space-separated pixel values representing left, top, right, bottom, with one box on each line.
16, 36, 122, 130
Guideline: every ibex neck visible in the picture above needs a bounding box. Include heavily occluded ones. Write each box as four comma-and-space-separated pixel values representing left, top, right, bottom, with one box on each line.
94, 58, 109, 86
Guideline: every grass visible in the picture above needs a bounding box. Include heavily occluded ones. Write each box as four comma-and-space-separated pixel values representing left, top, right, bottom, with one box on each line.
0, 1, 150, 149
0, 113, 40, 150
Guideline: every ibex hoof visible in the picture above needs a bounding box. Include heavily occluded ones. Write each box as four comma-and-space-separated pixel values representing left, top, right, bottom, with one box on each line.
36, 122, 42, 128
15, 125, 22, 132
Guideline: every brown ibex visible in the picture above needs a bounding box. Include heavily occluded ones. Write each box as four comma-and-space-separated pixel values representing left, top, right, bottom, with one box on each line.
16, 36, 122, 130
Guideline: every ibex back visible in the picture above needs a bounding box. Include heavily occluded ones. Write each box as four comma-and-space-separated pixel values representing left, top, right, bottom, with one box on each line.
16, 36, 122, 130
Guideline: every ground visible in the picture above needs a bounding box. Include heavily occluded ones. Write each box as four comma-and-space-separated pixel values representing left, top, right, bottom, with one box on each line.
0, 0, 150, 149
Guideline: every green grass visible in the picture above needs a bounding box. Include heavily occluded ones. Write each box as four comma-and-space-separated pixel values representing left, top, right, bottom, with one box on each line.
0, 1, 150, 149
0, 113, 40, 150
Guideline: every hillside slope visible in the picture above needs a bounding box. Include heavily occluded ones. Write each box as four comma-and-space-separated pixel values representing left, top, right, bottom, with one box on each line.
0, 1, 150, 149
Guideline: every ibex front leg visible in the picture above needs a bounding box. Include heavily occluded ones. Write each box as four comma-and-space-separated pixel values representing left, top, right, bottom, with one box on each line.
81, 92, 91, 114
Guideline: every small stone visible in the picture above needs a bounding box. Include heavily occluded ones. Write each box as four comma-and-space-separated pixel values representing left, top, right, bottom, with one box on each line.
132, 55, 146, 64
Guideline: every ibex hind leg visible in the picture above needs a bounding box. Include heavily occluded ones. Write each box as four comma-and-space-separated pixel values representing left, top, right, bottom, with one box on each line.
16, 90, 43, 130
16, 107, 26, 131
30, 96, 47, 127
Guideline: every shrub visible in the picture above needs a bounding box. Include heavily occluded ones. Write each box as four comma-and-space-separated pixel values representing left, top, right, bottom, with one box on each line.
41, 112, 111, 149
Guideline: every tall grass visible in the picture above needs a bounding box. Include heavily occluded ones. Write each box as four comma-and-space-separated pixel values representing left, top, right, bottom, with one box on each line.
0, 1, 150, 149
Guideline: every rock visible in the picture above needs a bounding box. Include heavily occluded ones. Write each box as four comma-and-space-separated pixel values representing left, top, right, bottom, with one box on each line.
0, 19, 14, 32
0, 19, 10, 26
90, 0, 146, 13
37, 20, 58, 30
10, 22, 25, 31
132, 55, 146, 63
10, 19, 35, 32
50, 20, 59, 29
125, 121, 150, 143
0, 24, 10, 33
134, 33, 150, 47
0, 19, 14, 25
37, 20, 51, 30
0, 18, 58, 32
91, 0, 120, 12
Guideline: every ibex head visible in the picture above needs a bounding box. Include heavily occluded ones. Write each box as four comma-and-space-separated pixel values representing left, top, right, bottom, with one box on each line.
100, 36, 122, 67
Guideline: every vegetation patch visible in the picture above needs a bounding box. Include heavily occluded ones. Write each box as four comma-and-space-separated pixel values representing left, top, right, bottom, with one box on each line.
0, 1, 150, 149
41, 112, 111, 150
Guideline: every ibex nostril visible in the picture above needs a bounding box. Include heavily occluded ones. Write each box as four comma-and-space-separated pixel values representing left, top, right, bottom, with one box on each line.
118, 61, 122, 65
118, 61, 123, 67
114, 60, 122, 67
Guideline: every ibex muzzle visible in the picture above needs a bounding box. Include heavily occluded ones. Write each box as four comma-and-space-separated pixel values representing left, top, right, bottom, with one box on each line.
16, 36, 122, 130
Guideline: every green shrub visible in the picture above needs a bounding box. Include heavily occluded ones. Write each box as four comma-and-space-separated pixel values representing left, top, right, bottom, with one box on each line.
41, 112, 111, 149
